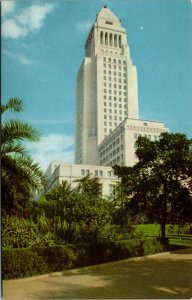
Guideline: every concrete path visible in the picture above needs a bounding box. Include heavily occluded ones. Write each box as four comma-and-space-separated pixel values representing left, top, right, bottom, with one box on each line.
3, 248, 192, 299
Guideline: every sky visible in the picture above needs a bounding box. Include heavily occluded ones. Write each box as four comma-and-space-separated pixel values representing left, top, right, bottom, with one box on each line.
2, 0, 192, 171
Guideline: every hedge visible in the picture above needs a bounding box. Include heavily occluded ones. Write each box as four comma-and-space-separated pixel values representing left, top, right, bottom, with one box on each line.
2, 238, 167, 279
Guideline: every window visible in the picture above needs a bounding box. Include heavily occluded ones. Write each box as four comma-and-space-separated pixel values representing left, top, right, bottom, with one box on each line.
134, 133, 137, 139
95, 170, 98, 177
81, 169, 85, 176
144, 122, 148, 126
104, 102, 106, 106
108, 58, 111, 62
99, 170, 103, 177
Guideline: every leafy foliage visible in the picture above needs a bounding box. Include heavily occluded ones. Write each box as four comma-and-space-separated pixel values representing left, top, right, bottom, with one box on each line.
114, 132, 192, 238
2, 216, 55, 249
3, 238, 165, 279
1, 98, 46, 211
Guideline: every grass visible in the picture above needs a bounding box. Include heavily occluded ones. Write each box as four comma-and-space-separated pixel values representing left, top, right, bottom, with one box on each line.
136, 224, 192, 250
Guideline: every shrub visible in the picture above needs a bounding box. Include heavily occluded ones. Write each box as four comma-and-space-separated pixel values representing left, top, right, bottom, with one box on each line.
143, 237, 168, 255
2, 249, 48, 279
3, 238, 167, 279
2, 216, 55, 249
34, 245, 77, 272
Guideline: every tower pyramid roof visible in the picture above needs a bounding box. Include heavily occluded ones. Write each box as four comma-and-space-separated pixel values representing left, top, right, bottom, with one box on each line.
96, 6, 121, 26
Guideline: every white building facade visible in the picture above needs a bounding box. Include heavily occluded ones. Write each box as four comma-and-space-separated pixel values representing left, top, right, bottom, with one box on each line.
98, 118, 169, 167
45, 6, 169, 196
45, 162, 118, 197
75, 6, 138, 165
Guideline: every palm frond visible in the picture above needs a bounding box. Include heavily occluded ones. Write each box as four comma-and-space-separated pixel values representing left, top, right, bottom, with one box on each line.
1, 98, 23, 114
1, 120, 40, 145
1, 143, 26, 156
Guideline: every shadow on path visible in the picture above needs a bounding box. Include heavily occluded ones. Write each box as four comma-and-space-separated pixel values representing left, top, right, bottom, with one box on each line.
3, 248, 192, 299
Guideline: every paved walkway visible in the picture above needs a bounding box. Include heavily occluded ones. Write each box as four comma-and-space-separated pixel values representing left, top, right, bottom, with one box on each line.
3, 248, 192, 299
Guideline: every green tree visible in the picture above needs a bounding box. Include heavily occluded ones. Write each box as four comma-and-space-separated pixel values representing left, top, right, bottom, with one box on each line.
114, 132, 192, 239
75, 175, 102, 197
1, 98, 45, 212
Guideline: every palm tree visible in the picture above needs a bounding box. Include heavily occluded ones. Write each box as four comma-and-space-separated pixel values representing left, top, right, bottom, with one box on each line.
1, 98, 46, 212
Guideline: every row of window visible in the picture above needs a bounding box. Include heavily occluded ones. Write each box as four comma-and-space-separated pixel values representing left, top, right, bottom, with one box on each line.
134, 133, 159, 141
81, 169, 115, 177
103, 63, 126, 71
103, 76, 126, 83
103, 69, 126, 77
104, 83, 127, 90
103, 95, 127, 103
101, 154, 124, 166
103, 57, 126, 65
104, 102, 127, 108
104, 89, 127, 96
104, 109, 127, 114
100, 31, 122, 48
104, 115, 123, 121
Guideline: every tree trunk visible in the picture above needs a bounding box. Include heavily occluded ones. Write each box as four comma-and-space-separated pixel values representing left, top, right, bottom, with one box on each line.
161, 222, 166, 239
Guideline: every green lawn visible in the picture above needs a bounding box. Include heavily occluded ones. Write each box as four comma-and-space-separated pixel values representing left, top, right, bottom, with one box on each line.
136, 224, 192, 250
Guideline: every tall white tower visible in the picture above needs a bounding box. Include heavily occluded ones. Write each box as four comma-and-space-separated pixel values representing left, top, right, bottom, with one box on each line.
75, 6, 139, 165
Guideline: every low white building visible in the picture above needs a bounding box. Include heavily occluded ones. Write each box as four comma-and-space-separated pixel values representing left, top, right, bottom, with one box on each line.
45, 162, 118, 197
98, 118, 169, 167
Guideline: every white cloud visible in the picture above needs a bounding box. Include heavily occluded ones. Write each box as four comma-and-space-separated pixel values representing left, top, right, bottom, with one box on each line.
16, 4, 54, 32
2, 19, 27, 39
3, 49, 33, 65
76, 20, 92, 32
1, 1, 16, 17
26, 134, 74, 171
2, 3, 54, 39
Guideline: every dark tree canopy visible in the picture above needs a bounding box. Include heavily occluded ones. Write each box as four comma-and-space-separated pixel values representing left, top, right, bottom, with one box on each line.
113, 132, 192, 238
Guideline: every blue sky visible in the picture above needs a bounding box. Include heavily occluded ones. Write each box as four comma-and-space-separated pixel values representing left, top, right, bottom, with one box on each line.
2, 0, 192, 170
